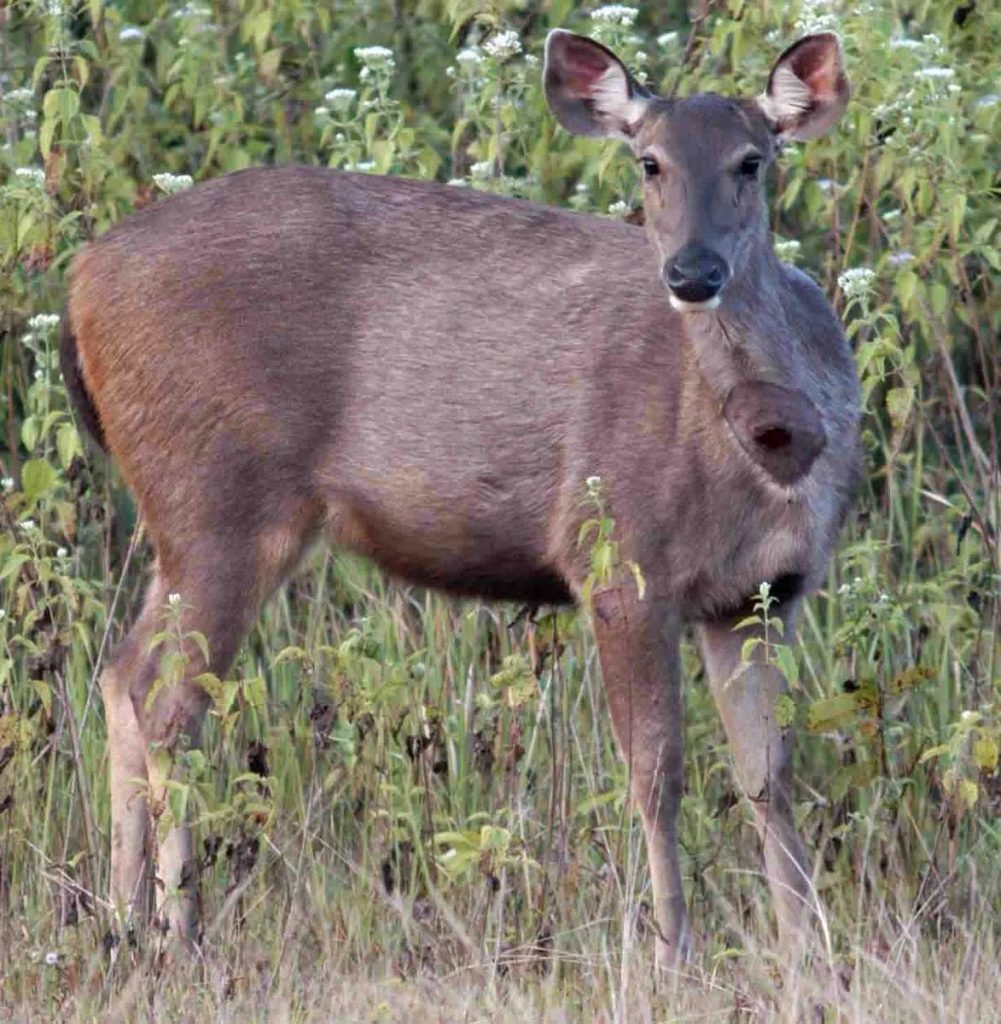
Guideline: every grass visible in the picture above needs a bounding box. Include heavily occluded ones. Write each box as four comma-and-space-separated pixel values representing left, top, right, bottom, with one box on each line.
0, 537, 998, 1022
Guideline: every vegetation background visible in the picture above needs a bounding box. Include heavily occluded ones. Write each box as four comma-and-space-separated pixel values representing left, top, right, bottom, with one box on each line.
0, 0, 998, 1020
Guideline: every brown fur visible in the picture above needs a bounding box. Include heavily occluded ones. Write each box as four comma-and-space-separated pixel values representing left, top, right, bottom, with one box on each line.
65, 32, 862, 963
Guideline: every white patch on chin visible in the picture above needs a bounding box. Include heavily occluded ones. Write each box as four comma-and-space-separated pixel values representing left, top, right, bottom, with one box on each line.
669, 294, 722, 313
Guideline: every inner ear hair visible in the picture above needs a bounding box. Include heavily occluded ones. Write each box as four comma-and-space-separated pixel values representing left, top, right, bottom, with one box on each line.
759, 64, 814, 124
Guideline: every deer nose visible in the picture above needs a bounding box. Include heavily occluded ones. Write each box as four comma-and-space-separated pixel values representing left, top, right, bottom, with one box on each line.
664, 245, 731, 306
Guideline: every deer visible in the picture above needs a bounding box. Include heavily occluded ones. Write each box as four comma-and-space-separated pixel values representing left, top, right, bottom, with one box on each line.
59, 29, 861, 968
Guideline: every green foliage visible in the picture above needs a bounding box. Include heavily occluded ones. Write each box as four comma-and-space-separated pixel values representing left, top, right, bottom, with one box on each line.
577, 474, 645, 604
0, 0, 998, 1015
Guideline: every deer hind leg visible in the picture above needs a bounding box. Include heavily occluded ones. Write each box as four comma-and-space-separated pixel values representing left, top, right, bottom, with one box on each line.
102, 576, 168, 933
106, 513, 316, 943
697, 603, 812, 950
590, 585, 689, 971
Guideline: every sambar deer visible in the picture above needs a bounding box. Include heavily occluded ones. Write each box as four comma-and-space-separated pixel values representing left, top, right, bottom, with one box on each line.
61, 30, 861, 967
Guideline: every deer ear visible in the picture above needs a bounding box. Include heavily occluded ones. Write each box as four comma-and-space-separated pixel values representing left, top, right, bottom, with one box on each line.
544, 30, 651, 140
757, 33, 849, 141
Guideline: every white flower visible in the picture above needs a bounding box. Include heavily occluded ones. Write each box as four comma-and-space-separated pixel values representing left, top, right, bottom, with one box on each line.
837, 582, 852, 595
325, 87, 357, 110
774, 239, 802, 262
470, 160, 493, 180
483, 30, 522, 61
816, 178, 840, 195
354, 45, 395, 70
20, 519, 36, 531
524, 54, 539, 68
915, 67, 955, 80
119, 26, 145, 42
455, 48, 484, 67
14, 167, 45, 186
56, 547, 68, 558
607, 200, 630, 217
657, 32, 679, 47
0, 609, 5, 620
313, 106, 329, 118
44, 951, 61, 966
796, 0, 837, 34
167, 593, 182, 607
887, 251, 914, 266
889, 38, 921, 51
585, 475, 603, 498
351, 161, 376, 172
1, 477, 14, 493
34, 369, 44, 381
882, 208, 902, 221
838, 267, 876, 299
153, 172, 194, 194
574, 181, 589, 194
28, 313, 60, 332
3, 87, 35, 106
172, 3, 211, 18
976, 94, 1000, 108
591, 5, 639, 26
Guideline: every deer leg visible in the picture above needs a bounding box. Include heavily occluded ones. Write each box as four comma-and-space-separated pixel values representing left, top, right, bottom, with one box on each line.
105, 514, 313, 944
102, 572, 173, 934
697, 605, 812, 950
591, 585, 689, 970
135, 550, 264, 942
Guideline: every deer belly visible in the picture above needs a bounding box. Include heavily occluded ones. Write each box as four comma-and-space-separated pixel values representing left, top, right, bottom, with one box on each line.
320, 474, 571, 604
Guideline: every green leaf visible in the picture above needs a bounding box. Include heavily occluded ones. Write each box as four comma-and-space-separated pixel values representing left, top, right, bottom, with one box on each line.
259, 47, 283, 79
39, 117, 57, 158
958, 778, 979, 809
165, 780, 190, 828
56, 422, 81, 470
774, 645, 800, 689
21, 415, 39, 452
918, 743, 951, 764
21, 459, 57, 503
371, 139, 395, 173
807, 692, 862, 733
886, 386, 914, 432
31, 678, 53, 719
773, 693, 796, 728
895, 269, 918, 309
740, 636, 762, 663
732, 615, 761, 632
973, 737, 999, 772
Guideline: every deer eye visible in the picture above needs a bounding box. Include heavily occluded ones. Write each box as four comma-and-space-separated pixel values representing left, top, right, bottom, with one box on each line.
639, 156, 660, 179
738, 155, 762, 179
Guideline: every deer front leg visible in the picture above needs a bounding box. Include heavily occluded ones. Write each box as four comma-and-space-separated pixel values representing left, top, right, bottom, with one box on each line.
591, 586, 689, 970
697, 604, 812, 951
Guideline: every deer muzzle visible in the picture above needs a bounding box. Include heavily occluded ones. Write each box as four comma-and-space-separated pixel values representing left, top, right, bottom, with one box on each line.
663, 244, 731, 312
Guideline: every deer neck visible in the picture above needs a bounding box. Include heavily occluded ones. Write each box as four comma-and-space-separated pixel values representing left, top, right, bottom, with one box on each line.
679, 247, 800, 409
